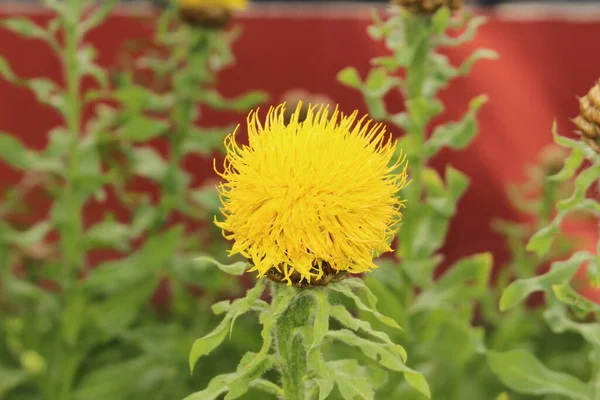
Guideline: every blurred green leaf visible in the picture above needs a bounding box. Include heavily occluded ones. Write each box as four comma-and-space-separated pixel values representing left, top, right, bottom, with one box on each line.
84, 217, 131, 251
487, 349, 591, 399
194, 256, 248, 276
72, 355, 157, 400
132, 147, 167, 181
0, 132, 36, 169
459, 49, 498, 75
407, 97, 444, 129
557, 164, 600, 211
432, 7, 451, 35
552, 284, 600, 317
500, 251, 594, 311
544, 305, 600, 347
1, 18, 50, 43
549, 147, 585, 182
117, 116, 169, 142
183, 373, 234, 400
0, 367, 30, 397
200, 90, 267, 111
78, 45, 108, 89
328, 359, 376, 400
337, 67, 363, 89
92, 276, 159, 337
10, 221, 52, 248
81, 0, 118, 33
183, 127, 230, 156
438, 16, 487, 47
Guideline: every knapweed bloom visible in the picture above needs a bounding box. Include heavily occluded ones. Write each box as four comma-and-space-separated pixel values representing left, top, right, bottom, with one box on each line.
214, 103, 409, 286
392, 0, 462, 14
177, 0, 248, 29
573, 78, 600, 153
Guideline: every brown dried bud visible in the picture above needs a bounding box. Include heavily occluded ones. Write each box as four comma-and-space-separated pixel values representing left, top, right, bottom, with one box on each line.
538, 144, 568, 176
573, 79, 600, 153
280, 89, 334, 124
391, 0, 463, 14
178, 5, 232, 29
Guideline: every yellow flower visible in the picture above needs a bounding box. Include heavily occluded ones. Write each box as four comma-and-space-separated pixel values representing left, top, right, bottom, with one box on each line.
214, 103, 409, 285
177, 0, 248, 11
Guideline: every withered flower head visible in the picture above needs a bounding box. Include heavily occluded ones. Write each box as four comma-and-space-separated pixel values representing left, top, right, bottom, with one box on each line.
573, 79, 600, 153
280, 89, 334, 124
177, 0, 248, 29
391, 0, 463, 14
538, 144, 568, 177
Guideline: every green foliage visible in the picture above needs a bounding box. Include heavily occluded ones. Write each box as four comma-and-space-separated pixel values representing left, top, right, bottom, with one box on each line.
188, 278, 430, 400
0, 1, 264, 399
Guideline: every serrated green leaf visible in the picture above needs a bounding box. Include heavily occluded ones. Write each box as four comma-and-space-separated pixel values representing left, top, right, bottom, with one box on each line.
487, 349, 591, 399
558, 164, 600, 210
329, 280, 401, 330
337, 67, 362, 89
194, 256, 248, 276
499, 251, 594, 310
544, 305, 600, 346
439, 16, 487, 47
327, 329, 408, 369
526, 222, 561, 257
549, 147, 585, 182
552, 284, 600, 317
459, 49, 498, 75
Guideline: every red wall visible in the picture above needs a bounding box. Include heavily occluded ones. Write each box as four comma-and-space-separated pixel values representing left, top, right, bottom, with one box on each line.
1, 4, 598, 297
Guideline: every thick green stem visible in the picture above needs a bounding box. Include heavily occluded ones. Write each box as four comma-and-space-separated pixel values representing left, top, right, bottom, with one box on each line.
273, 287, 311, 400
54, 2, 84, 398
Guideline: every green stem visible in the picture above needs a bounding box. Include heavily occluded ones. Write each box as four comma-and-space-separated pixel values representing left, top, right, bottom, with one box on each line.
149, 30, 209, 235
54, 2, 84, 398
273, 287, 311, 400
62, 0, 84, 287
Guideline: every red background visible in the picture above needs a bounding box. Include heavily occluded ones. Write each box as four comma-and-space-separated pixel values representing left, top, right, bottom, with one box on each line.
0, 3, 599, 299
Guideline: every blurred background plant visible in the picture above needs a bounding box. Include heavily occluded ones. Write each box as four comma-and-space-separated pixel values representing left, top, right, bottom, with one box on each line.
0, 0, 266, 399
496, 80, 600, 399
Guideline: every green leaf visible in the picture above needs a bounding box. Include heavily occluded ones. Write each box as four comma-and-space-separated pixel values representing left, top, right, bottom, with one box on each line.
0, 54, 16, 81
78, 45, 108, 89
132, 147, 167, 181
487, 349, 591, 399
212, 300, 232, 315
183, 127, 230, 156
0, 367, 30, 397
404, 371, 431, 399
311, 290, 330, 348
72, 355, 157, 400
189, 318, 232, 373
182, 373, 234, 400
412, 252, 492, 311
407, 97, 444, 129
328, 360, 375, 400
425, 95, 487, 157
194, 256, 248, 276
431, 6, 451, 34
200, 90, 268, 111
544, 305, 600, 347
1, 18, 49, 42
0, 132, 36, 169
117, 116, 169, 142
81, 0, 118, 33
10, 221, 52, 248
337, 67, 363, 89
329, 279, 401, 330
557, 164, 600, 211
92, 277, 159, 337
26, 78, 66, 114
330, 304, 394, 343
549, 147, 585, 182
499, 251, 594, 311
327, 329, 408, 369
439, 16, 487, 47
459, 49, 498, 75
84, 217, 131, 251
552, 284, 600, 317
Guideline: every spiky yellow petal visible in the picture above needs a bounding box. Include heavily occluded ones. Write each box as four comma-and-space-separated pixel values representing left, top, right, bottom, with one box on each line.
177, 0, 248, 11
214, 103, 409, 285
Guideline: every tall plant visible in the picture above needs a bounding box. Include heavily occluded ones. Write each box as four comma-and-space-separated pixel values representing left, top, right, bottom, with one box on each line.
0, 0, 265, 398
498, 80, 600, 399
337, 2, 498, 398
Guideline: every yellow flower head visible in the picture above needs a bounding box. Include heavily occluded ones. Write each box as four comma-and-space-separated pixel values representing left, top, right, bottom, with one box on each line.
214, 103, 409, 285
177, 0, 248, 11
